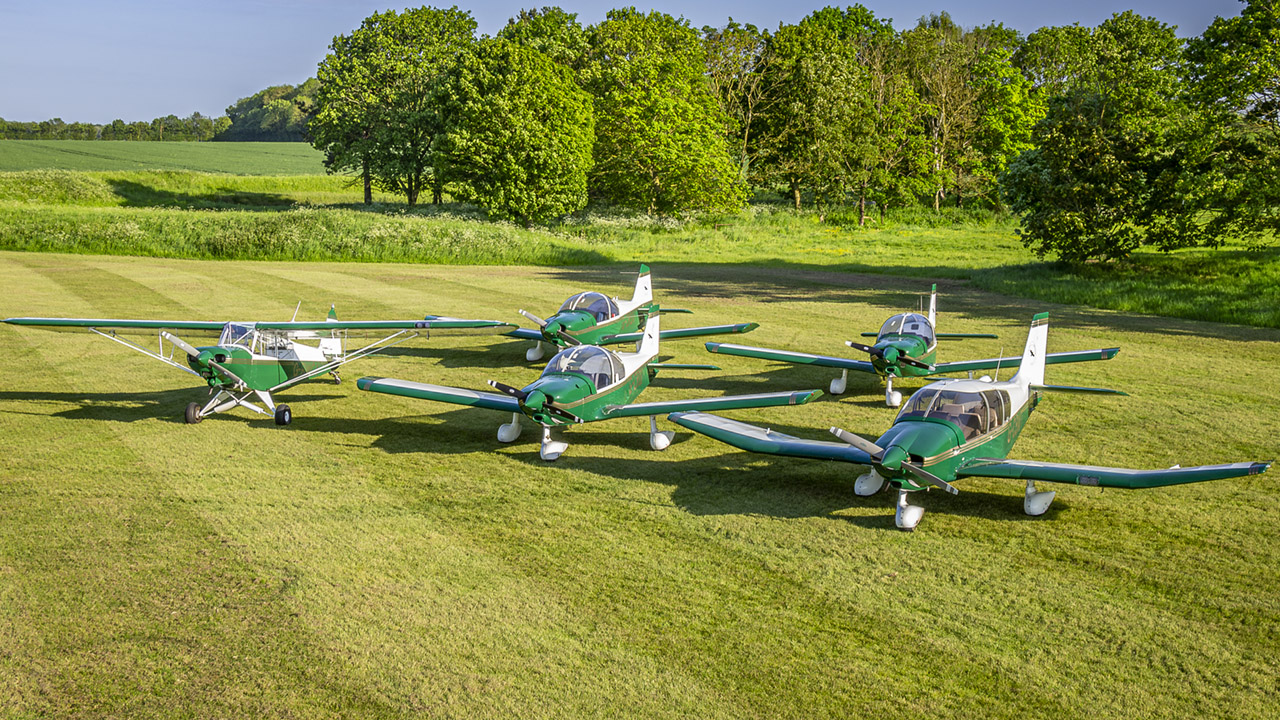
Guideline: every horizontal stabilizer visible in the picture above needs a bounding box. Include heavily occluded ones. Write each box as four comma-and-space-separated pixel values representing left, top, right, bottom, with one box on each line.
706, 342, 876, 373
669, 411, 873, 463
957, 458, 1270, 488
604, 389, 822, 418
356, 377, 521, 413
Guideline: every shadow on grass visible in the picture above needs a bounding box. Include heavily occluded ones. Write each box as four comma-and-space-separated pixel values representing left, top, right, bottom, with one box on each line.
107, 179, 296, 210
0, 388, 342, 424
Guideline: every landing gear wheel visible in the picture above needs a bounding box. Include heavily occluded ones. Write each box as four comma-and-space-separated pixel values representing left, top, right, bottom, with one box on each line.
274, 404, 293, 426
184, 402, 203, 424
331, 371, 341, 385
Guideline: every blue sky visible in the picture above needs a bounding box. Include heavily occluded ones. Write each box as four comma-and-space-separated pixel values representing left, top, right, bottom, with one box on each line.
0, 0, 1249, 124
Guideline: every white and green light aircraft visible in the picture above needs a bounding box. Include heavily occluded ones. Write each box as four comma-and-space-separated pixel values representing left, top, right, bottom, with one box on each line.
508, 265, 758, 361
673, 313, 1271, 530
706, 284, 1119, 406
3, 307, 515, 425
359, 313, 821, 461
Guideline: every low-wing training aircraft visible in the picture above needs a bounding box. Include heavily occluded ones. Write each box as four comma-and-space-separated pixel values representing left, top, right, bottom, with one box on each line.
4, 307, 515, 425
706, 284, 1119, 406
359, 314, 822, 461
510, 264, 758, 361
673, 313, 1270, 530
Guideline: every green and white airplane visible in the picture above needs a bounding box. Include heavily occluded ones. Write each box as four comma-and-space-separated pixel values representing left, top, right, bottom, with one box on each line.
510, 265, 758, 361
705, 284, 1119, 406
673, 313, 1270, 530
359, 313, 822, 461
3, 307, 515, 425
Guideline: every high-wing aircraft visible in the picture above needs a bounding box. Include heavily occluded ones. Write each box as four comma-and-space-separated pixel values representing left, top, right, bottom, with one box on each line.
705, 284, 1119, 406
673, 313, 1270, 530
4, 306, 515, 425
509, 264, 758, 361
359, 314, 821, 461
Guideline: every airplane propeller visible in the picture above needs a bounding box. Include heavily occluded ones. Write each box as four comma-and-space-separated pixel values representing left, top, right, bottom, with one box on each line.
520, 309, 580, 346
845, 340, 934, 370
162, 331, 248, 389
829, 426, 958, 495
488, 380, 583, 424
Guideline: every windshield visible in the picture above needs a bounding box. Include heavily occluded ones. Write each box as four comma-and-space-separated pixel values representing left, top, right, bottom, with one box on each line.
878, 313, 934, 345
218, 322, 256, 349
558, 292, 618, 322
896, 388, 991, 440
541, 346, 625, 390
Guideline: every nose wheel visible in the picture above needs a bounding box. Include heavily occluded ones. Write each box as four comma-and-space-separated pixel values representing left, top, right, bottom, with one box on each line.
894, 489, 924, 531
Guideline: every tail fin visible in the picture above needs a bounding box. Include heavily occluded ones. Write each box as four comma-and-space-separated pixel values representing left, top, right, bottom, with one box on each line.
1011, 313, 1049, 389
634, 310, 660, 363
927, 284, 937, 328
631, 264, 653, 305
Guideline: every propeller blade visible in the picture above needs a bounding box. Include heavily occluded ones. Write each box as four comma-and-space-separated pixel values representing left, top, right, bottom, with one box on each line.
901, 461, 959, 495
829, 427, 885, 458
206, 360, 247, 389
518, 309, 548, 328
845, 340, 880, 357
487, 380, 529, 401
542, 404, 583, 424
898, 355, 935, 371
555, 329, 581, 346
161, 331, 201, 359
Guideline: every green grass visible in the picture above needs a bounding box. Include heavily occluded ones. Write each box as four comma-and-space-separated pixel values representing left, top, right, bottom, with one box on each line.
1, 254, 1276, 718
0, 140, 326, 174
1, 166, 1277, 327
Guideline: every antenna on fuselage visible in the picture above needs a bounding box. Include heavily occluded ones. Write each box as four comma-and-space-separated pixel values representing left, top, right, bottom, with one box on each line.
994, 347, 1003, 381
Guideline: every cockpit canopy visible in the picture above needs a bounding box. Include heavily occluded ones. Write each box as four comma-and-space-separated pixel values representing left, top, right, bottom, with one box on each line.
542, 345, 625, 390
878, 313, 935, 346
219, 322, 256, 349
895, 385, 1012, 440
558, 292, 619, 322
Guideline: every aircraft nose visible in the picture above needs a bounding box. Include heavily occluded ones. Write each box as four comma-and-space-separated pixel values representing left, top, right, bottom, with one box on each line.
881, 346, 900, 364
878, 445, 909, 472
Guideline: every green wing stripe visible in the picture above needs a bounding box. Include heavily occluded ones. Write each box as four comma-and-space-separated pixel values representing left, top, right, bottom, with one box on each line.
669, 411, 872, 463
356, 377, 520, 413
957, 458, 1270, 488
934, 347, 1120, 374
258, 318, 515, 331
706, 342, 876, 372
602, 323, 759, 345
604, 389, 822, 418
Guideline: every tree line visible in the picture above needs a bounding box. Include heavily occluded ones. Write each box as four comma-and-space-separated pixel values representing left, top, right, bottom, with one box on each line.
0, 81, 318, 143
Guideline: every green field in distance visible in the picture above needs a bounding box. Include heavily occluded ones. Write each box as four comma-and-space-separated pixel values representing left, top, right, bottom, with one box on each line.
0, 139, 327, 174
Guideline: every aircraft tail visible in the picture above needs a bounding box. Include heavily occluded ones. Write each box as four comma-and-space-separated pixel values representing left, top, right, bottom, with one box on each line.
927, 284, 937, 328
319, 304, 342, 357
631, 264, 653, 306
634, 310, 660, 363
1011, 313, 1049, 390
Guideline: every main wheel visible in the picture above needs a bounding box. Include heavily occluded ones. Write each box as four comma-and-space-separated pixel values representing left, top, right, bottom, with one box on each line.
184, 402, 203, 424
274, 404, 292, 426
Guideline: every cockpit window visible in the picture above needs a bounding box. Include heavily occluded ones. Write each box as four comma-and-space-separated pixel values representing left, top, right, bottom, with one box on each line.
542, 346, 625, 390
896, 388, 991, 440
878, 313, 935, 346
558, 292, 619, 322
219, 322, 256, 350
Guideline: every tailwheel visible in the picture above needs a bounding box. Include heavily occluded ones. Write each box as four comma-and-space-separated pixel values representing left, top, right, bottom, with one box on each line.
330, 371, 341, 385
274, 404, 293, 426
184, 402, 203, 424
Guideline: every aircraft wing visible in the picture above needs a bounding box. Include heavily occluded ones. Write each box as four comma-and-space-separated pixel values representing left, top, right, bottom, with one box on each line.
957, 458, 1271, 488
355, 377, 521, 413
505, 327, 546, 341
4, 317, 227, 339
259, 317, 516, 339
602, 323, 760, 345
705, 342, 876, 373
668, 411, 873, 463
932, 347, 1120, 375
604, 389, 822, 418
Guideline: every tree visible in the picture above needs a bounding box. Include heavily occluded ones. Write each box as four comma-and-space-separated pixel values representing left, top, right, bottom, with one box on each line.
435, 39, 594, 224
311, 6, 476, 206
1181, 0, 1280, 246
496, 6, 589, 70
582, 8, 746, 214
1000, 12, 1187, 261
702, 20, 773, 183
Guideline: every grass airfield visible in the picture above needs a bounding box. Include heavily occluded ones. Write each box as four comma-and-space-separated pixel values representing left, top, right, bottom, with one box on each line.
1, 251, 1277, 718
